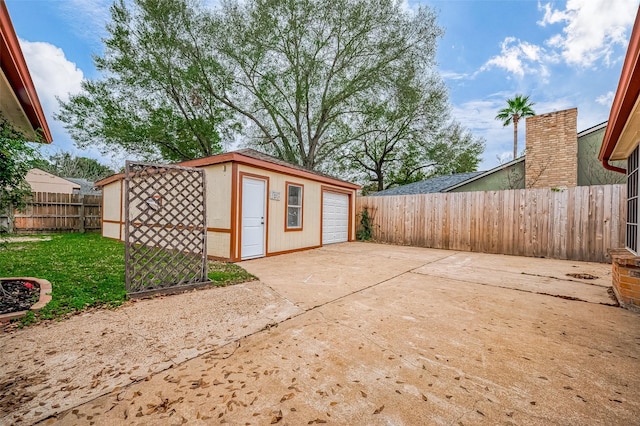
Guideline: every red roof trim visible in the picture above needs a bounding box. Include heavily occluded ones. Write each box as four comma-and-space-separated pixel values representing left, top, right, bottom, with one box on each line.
0, 0, 52, 143
599, 5, 640, 173
180, 152, 360, 189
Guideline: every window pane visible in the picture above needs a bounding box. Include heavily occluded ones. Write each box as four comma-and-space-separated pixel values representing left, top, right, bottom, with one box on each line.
287, 206, 300, 227
288, 185, 301, 206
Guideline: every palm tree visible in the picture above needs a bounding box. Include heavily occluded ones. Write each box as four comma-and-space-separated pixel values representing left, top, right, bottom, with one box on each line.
495, 94, 536, 160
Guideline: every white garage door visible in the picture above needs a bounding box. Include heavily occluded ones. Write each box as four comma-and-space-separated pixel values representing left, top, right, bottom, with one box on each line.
322, 192, 349, 244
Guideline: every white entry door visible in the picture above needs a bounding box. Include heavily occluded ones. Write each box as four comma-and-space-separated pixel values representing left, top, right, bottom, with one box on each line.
241, 177, 266, 259
322, 192, 349, 244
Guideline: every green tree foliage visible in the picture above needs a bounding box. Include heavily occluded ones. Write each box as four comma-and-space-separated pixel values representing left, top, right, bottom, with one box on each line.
36, 153, 115, 181
336, 67, 484, 191
199, 0, 450, 170
495, 94, 536, 160
58, 0, 484, 183
0, 114, 38, 224
57, 0, 233, 162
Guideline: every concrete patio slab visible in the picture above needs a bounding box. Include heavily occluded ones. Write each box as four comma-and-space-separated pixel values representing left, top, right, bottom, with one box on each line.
0, 282, 301, 425
2, 242, 638, 425
245, 242, 616, 308
412, 264, 614, 305
420, 250, 613, 288
52, 248, 640, 425
238, 244, 451, 309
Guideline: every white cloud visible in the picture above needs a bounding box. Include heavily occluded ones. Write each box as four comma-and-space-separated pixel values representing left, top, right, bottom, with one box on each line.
497, 151, 514, 164
596, 91, 615, 106
58, 0, 112, 45
19, 39, 84, 115
480, 37, 550, 79
17, 39, 110, 162
440, 70, 471, 80
480, 0, 636, 79
452, 98, 518, 167
538, 0, 637, 67
453, 95, 574, 168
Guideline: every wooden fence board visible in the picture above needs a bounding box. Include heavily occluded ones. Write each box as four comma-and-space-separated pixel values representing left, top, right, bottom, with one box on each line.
356, 184, 626, 263
3, 192, 102, 233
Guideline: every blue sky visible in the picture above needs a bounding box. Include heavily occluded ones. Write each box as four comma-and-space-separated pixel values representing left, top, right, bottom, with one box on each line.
6, 0, 639, 171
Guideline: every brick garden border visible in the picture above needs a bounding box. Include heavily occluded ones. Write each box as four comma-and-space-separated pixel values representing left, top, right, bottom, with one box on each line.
0, 277, 52, 323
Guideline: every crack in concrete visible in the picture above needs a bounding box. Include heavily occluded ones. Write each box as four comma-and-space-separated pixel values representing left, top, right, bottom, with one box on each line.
520, 271, 610, 288
408, 270, 618, 307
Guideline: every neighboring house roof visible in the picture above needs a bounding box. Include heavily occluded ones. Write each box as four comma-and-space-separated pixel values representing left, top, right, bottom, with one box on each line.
0, 0, 52, 142
599, 6, 640, 171
370, 171, 484, 196
64, 178, 101, 195
368, 118, 612, 196
443, 157, 525, 192
578, 121, 607, 138
95, 148, 360, 189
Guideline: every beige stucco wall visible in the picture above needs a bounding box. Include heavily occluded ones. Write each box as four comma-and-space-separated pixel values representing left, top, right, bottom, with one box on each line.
203, 163, 232, 229
202, 163, 233, 259
207, 232, 231, 259
235, 164, 356, 258
102, 180, 121, 222
101, 180, 122, 240
98, 161, 357, 260
26, 168, 80, 194
236, 164, 320, 256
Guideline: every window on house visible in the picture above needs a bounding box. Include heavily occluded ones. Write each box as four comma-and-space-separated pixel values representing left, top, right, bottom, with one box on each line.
286, 183, 303, 230
627, 146, 639, 254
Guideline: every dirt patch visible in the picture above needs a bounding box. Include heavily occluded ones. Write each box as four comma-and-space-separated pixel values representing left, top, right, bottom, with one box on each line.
0, 236, 52, 243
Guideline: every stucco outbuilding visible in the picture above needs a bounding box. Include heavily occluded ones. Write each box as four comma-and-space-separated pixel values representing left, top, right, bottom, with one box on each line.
95, 149, 360, 262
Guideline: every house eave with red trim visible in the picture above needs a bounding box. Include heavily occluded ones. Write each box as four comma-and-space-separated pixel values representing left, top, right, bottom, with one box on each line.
598, 6, 640, 172
0, 0, 52, 143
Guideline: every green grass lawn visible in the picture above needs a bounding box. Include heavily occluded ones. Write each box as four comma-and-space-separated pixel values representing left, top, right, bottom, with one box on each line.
0, 233, 255, 324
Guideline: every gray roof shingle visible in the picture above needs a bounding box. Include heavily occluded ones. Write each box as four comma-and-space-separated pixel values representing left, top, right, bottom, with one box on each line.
233, 148, 354, 185
64, 178, 101, 195
370, 171, 484, 196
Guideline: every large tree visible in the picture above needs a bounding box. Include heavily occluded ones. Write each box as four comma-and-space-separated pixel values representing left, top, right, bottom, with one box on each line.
336, 67, 484, 191
58, 0, 483, 179
495, 94, 535, 160
36, 153, 115, 181
192, 0, 448, 170
57, 0, 234, 162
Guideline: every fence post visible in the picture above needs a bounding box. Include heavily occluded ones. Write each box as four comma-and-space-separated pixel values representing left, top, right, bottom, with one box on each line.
78, 195, 85, 233
7, 202, 14, 233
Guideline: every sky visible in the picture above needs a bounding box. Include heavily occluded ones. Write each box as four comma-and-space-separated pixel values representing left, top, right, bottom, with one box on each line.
5, 0, 639, 171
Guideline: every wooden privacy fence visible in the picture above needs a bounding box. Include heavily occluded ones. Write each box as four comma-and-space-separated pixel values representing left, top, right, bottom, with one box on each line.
3, 192, 102, 233
356, 184, 626, 263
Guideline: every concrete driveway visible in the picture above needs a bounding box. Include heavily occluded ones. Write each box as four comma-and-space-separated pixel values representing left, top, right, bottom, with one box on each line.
5, 243, 640, 425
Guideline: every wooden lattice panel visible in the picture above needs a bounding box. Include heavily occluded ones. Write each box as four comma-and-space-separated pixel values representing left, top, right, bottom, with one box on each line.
124, 162, 207, 295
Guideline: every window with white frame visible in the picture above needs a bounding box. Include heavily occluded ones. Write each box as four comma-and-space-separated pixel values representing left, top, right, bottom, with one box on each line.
627, 146, 639, 254
286, 183, 303, 230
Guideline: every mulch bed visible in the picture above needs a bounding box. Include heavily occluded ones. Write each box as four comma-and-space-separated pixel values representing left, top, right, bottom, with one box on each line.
0, 280, 40, 315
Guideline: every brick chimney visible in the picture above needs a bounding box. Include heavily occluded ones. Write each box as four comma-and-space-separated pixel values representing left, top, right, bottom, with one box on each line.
524, 108, 578, 188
